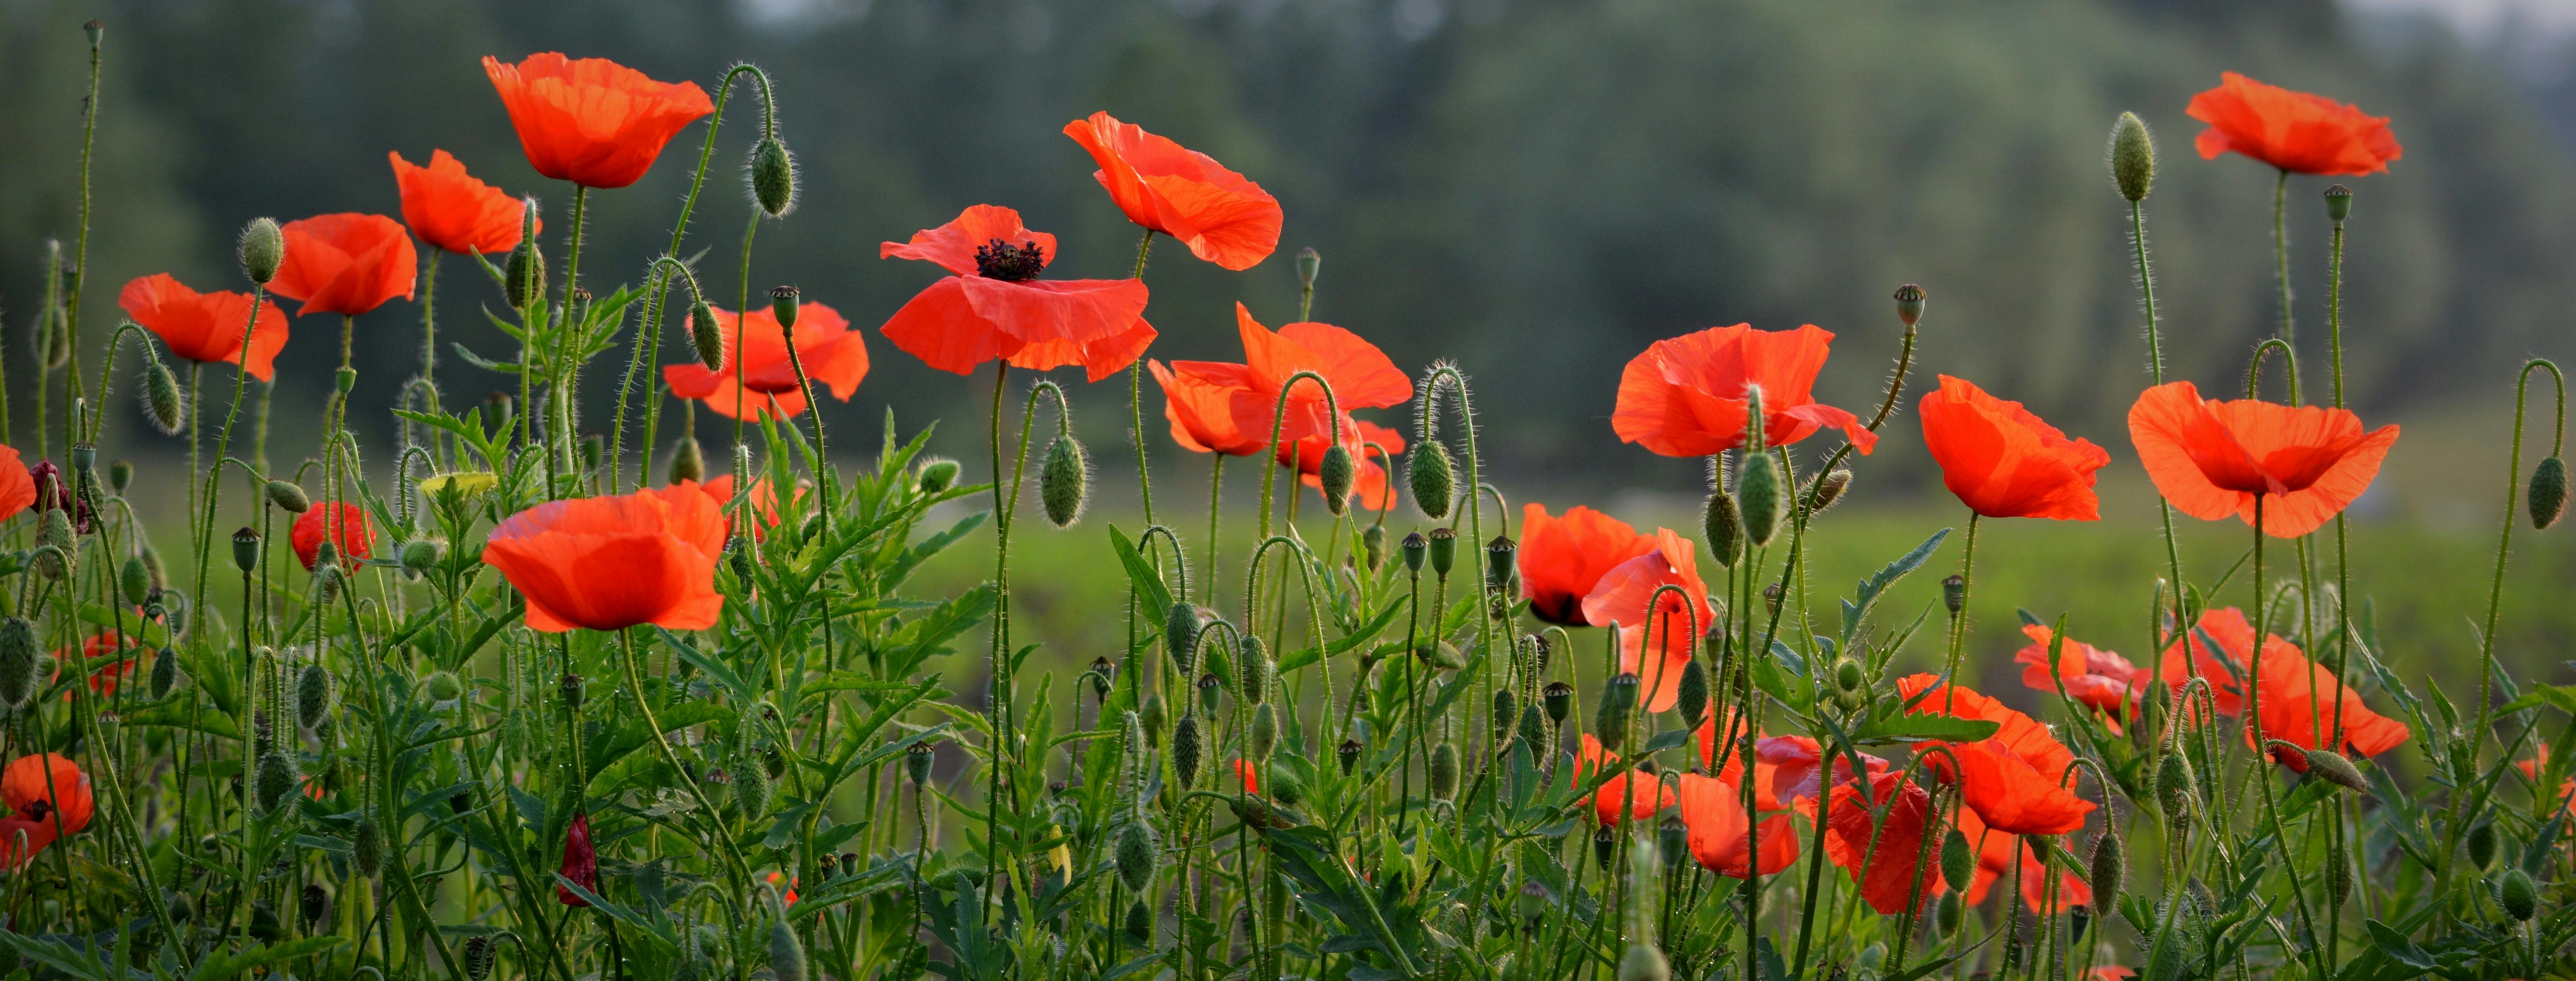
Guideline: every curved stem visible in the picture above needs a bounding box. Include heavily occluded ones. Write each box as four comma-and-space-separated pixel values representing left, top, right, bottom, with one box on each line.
1254, 371, 1343, 540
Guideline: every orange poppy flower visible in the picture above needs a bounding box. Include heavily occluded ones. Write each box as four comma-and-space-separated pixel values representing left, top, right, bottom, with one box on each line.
696, 474, 785, 538
1519, 504, 1660, 627
2, 754, 92, 838
663, 301, 868, 422
292, 503, 375, 571
1676, 772, 1799, 879
390, 149, 536, 255
2518, 748, 2576, 815
2087, 969, 2137, 981
1612, 324, 1878, 458
1282, 417, 1406, 511
764, 870, 800, 906
1233, 759, 1260, 796
2128, 381, 2399, 539
880, 205, 1154, 381
0, 818, 54, 871
1062, 112, 1282, 271
1820, 771, 1941, 914
1581, 529, 1714, 714
1896, 674, 2096, 835
481, 483, 727, 633
1920, 375, 2108, 521
117, 274, 291, 382
1953, 805, 2092, 912
1573, 735, 1673, 826
2156, 607, 2281, 717
558, 810, 598, 906
2241, 631, 2411, 771
0, 447, 30, 523
2187, 72, 2402, 176
1719, 734, 1889, 809
1152, 302, 1412, 453
2014, 624, 2147, 717
482, 54, 714, 190
270, 214, 418, 318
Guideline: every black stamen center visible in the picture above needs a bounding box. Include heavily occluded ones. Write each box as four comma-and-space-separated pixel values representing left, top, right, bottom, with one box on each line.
21, 800, 47, 822
974, 239, 1045, 282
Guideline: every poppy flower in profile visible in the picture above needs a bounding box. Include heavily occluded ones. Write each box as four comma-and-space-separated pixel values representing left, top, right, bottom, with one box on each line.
1896, 674, 2096, 835
764, 870, 800, 906
0, 448, 31, 524
1613, 324, 1878, 458
1063, 111, 1283, 271
2169, 618, 2409, 771
2, 754, 93, 838
1280, 417, 1406, 511
292, 503, 375, 571
696, 474, 785, 538
881, 205, 1155, 381
1582, 529, 1715, 714
558, 810, 598, 906
1676, 772, 1799, 879
390, 149, 537, 255
1574, 735, 1673, 826
663, 301, 868, 422
0, 818, 53, 872
117, 274, 291, 382
270, 214, 418, 318
2187, 72, 2402, 176
1920, 375, 2108, 521
2129, 381, 2399, 539
1519, 504, 1660, 627
1152, 302, 1412, 452
483, 53, 715, 189
1820, 771, 1940, 914
2014, 624, 2148, 718
1233, 759, 1260, 796
481, 483, 727, 633
2517, 748, 2576, 815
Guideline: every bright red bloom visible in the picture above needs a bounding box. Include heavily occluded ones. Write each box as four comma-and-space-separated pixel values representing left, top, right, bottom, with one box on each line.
55, 632, 137, 702
1953, 805, 2093, 912
1612, 324, 1877, 458
1676, 772, 1798, 878
2162, 608, 2410, 770
765, 871, 800, 906
1063, 112, 1283, 271
1896, 674, 2096, 835
2157, 607, 2280, 717
1152, 302, 1411, 453
1233, 759, 1260, 795
481, 483, 727, 632
2129, 381, 2399, 539
2187, 72, 2402, 176
663, 301, 868, 422
1518, 504, 1659, 627
1574, 735, 1673, 826
292, 503, 374, 571
391, 149, 536, 255
1820, 771, 1941, 914
1719, 734, 1889, 809
2518, 748, 2576, 815
270, 214, 418, 318
2, 754, 92, 838
1920, 375, 2108, 521
558, 810, 598, 905
1582, 529, 1714, 714
1283, 417, 1406, 512
2015, 624, 2148, 717
117, 274, 290, 382
0, 447, 30, 523
0, 818, 54, 871
881, 205, 1154, 381
483, 54, 714, 189
696, 474, 784, 538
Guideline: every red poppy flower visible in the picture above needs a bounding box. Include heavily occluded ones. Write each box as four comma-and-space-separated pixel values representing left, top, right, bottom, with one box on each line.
483, 483, 727, 633
2187, 72, 2402, 176
117, 274, 291, 382
483, 54, 714, 190
1063, 112, 1283, 271
1233, 759, 1260, 796
1279, 417, 1406, 512
1676, 772, 1798, 879
292, 503, 375, 571
1953, 805, 2092, 912
1896, 675, 2096, 835
1152, 302, 1411, 453
2129, 381, 2399, 539
1820, 771, 1941, 914
1920, 375, 2108, 521
558, 810, 598, 905
1581, 529, 1714, 714
1574, 735, 1673, 826
2, 754, 92, 838
55, 632, 136, 702
0, 818, 55, 871
1519, 504, 1660, 627
2210, 625, 2411, 771
765, 871, 800, 906
880, 205, 1154, 381
696, 474, 785, 538
2087, 969, 2137, 981
270, 214, 418, 318
2014, 624, 2148, 717
0, 447, 31, 524
390, 149, 537, 255
2518, 749, 2576, 816
663, 301, 868, 422
1719, 734, 1890, 809
1612, 324, 1878, 458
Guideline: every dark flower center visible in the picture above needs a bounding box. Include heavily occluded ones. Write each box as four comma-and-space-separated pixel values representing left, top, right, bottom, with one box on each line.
20, 800, 47, 822
974, 239, 1045, 282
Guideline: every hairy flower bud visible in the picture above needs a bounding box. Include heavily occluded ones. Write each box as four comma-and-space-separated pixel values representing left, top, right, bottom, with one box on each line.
2531, 456, 2567, 530
1115, 819, 1158, 893
301, 883, 328, 927
2108, 112, 2156, 202
2089, 832, 2125, 911
1409, 440, 1456, 520
1737, 453, 1784, 550
1249, 703, 1279, 762
668, 435, 706, 485
2500, 867, 2539, 921
2467, 823, 2499, 872
1039, 434, 1089, 528
1676, 659, 1710, 730
240, 218, 285, 285
1941, 826, 1975, 893
1428, 743, 1459, 801
768, 914, 808, 981
149, 647, 179, 699
1595, 672, 1640, 752
1125, 899, 1153, 942
735, 750, 772, 820
1171, 716, 1203, 789
1318, 444, 1355, 515
254, 747, 299, 814
107, 459, 131, 495
914, 459, 960, 496
1163, 601, 1201, 671
1491, 687, 1520, 744
296, 662, 331, 731
689, 300, 725, 370
119, 555, 149, 607
750, 137, 798, 218
143, 357, 186, 435
0, 618, 38, 709
1362, 523, 1387, 570
36, 510, 75, 581
2157, 750, 2199, 825
1935, 892, 1962, 935
505, 239, 547, 311
263, 479, 310, 514
1810, 468, 1853, 513
1516, 704, 1546, 752
2303, 748, 2369, 792
1615, 942, 1671, 981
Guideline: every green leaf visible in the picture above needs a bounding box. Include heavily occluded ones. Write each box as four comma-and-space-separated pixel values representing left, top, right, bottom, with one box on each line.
1108, 525, 1174, 619
2363, 918, 2434, 970
1840, 527, 1950, 647
188, 937, 347, 981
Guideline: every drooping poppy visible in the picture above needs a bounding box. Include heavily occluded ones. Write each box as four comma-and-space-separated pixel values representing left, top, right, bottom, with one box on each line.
1574, 735, 1673, 826
2015, 624, 2148, 718
1920, 375, 2108, 521
663, 301, 868, 421
2, 754, 92, 838
1519, 504, 1660, 627
2186, 72, 2402, 176
1281, 417, 1406, 511
558, 810, 598, 905
1676, 772, 1799, 879
0, 447, 31, 523
1581, 529, 1715, 714
292, 503, 375, 571
1063, 112, 1283, 271
880, 205, 1154, 381
117, 274, 291, 382
2157, 607, 2293, 718
481, 483, 727, 633
483, 53, 715, 190
1612, 324, 1878, 458
390, 149, 537, 255
1819, 771, 1941, 914
270, 214, 418, 318
696, 474, 784, 538
1896, 674, 2096, 835
2128, 381, 2399, 539
0, 818, 55, 871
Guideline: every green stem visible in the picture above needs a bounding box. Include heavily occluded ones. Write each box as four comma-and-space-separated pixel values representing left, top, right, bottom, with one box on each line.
1129, 229, 1157, 525
61, 28, 101, 456
419, 249, 440, 387
2272, 168, 2294, 355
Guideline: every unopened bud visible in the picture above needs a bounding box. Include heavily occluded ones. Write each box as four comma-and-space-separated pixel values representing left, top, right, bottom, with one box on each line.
138, 358, 185, 435
1039, 434, 1089, 528
1249, 703, 1280, 762
2157, 750, 2199, 823
119, 555, 149, 606
2108, 112, 2157, 202
1362, 524, 1387, 570
1941, 826, 1975, 893
2500, 867, 2539, 921
1676, 659, 1710, 729
1409, 441, 1456, 520
2467, 823, 2499, 871
1318, 444, 1354, 514
916, 458, 960, 494
1427, 743, 1459, 801
1171, 716, 1203, 789
401, 538, 442, 573
1115, 819, 1158, 893
296, 663, 331, 730
0, 618, 38, 708
690, 300, 725, 370
750, 137, 797, 218
239, 218, 284, 285
1737, 454, 1783, 549
1492, 687, 1519, 743
1594, 672, 1640, 751
2302, 747, 2369, 792
2089, 832, 2125, 911
1165, 602, 1203, 670
254, 747, 299, 814
264, 480, 310, 513
149, 647, 178, 699
1616, 943, 1670, 981
768, 914, 809, 981
2530, 456, 2566, 530
107, 459, 131, 495
1810, 468, 1853, 513
505, 238, 546, 310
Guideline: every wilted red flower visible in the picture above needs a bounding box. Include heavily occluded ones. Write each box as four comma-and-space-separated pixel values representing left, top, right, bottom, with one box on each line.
271, 214, 418, 318
483, 53, 714, 189
2187, 72, 2402, 176
881, 205, 1154, 381
292, 503, 374, 571
1820, 771, 1941, 914
1582, 529, 1714, 714
390, 149, 537, 255
1676, 772, 1798, 879
1896, 674, 2096, 835
1612, 324, 1877, 458
1574, 735, 1673, 826
1063, 111, 1283, 271
558, 810, 598, 905
1518, 504, 1659, 627
3, 754, 92, 838
663, 301, 868, 422
2015, 624, 2148, 718
481, 483, 727, 632
2129, 381, 2399, 539
0, 448, 31, 523
1920, 375, 2108, 521
118, 274, 291, 382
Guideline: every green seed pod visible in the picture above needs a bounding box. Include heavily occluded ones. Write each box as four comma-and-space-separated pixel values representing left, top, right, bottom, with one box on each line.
148, 647, 178, 700
295, 663, 331, 731
264, 480, 309, 513
0, 618, 38, 708
165, 891, 195, 926
1893, 283, 1927, 328
1362, 524, 1387, 570
1737, 451, 1784, 549
1409, 440, 1456, 520
668, 436, 706, 485
1164, 601, 1201, 670
1296, 247, 1321, 290
1039, 434, 1088, 528
2467, 823, 2500, 871
1428, 743, 1459, 801
1593, 826, 1616, 871
1615, 942, 1670, 981
1400, 531, 1428, 573
1426, 527, 1458, 578
1675, 659, 1710, 729
1318, 444, 1355, 515
2530, 456, 2567, 530
1810, 468, 1853, 513
300, 883, 328, 927
142, 358, 186, 435
2323, 182, 2356, 222
1941, 574, 1965, 615
1114, 819, 1158, 893
1337, 738, 1363, 775
2089, 832, 2125, 911
1935, 892, 1962, 935
2304, 748, 2369, 792
1544, 681, 1574, 724
768, 914, 808, 981
2108, 112, 2157, 202
904, 741, 935, 787
462, 935, 496, 981
2157, 750, 2199, 823
239, 217, 285, 284
916, 458, 960, 495
2500, 867, 2539, 921
1171, 716, 1203, 789
1594, 672, 1640, 752
1516, 703, 1546, 751
1124, 899, 1153, 942
750, 137, 798, 218
232, 527, 261, 573
254, 748, 298, 814
118, 555, 149, 607
1492, 687, 1519, 743
1941, 826, 1975, 893
1485, 535, 1517, 591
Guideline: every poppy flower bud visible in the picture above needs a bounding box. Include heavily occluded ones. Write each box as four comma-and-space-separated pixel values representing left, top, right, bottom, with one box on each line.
1543, 680, 1575, 724
1417, 640, 1466, 670
1810, 468, 1853, 513
1400, 531, 1428, 574
1249, 703, 1280, 763
1410, 441, 1457, 520
2530, 456, 2567, 530
1737, 454, 1784, 549
239, 217, 284, 285
2467, 823, 2499, 871
1593, 826, 1616, 871
348, 816, 386, 881
149, 647, 179, 699
769, 285, 800, 333
0, 618, 38, 709
1616, 943, 1670, 981
298, 882, 329, 928
2302, 747, 2369, 792
1675, 660, 1710, 729
1241, 637, 1271, 704
2324, 184, 2354, 223
902, 458, 957, 497
1139, 693, 1168, 745
1115, 818, 1158, 893
2105, 111, 2156, 202
1163, 601, 1203, 671
254, 747, 299, 814
118, 555, 149, 607
231, 527, 261, 573
2157, 750, 2199, 823
35, 509, 74, 580
1492, 688, 1519, 742
1171, 716, 1203, 789
401, 538, 444, 575
106, 459, 132, 496
462, 935, 497, 981
1516, 704, 1546, 752
1941, 574, 1965, 615
258, 479, 311, 514
768, 913, 808, 981
1039, 434, 1089, 528
1124, 899, 1154, 942
2500, 867, 2539, 921
1935, 892, 1962, 935
2089, 832, 2125, 911
505, 239, 547, 311
1318, 444, 1355, 515
1763, 583, 1783, 616
1335, 737, 1364, 775
135, 355, 186, 435
1427, 527, 1458, 578
296, 662, 331, 731
1428, 743, 1459, 801
1361, 524, 1387, 570
1893, 283, 1927, 328
2327, 856, 2353, 906
1297, 247, 1321, 290
1939, 826, 1975, 892
1485, 535, 1517, 591
750, 137, 798, 218
735, 751, 771, 819
689, 300, 725, 370
1595, 672, 1640, 751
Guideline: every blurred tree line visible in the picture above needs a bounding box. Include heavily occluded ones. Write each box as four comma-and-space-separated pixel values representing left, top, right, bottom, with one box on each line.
0, 0, 2565, 497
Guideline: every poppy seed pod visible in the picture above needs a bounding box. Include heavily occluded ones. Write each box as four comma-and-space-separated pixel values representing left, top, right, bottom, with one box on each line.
1615, 942, 1670, 981
559, 672, 584, 711
904, 741, 935, 787
1941, 826, 1975, 893
1171, 716, 1203, 789
1675, 659, 1709, 729
2467, 823, 2499, 871
240, 217, 285, 285
1087, 656, 1115, 700
1941, 574, 1965, 615
1594, 672, 1640, 752
149, 647, 179, 699
669, 436, 706, 485
1410, 441, 1457, 520
689, 300, 725, 370
1296, 247, 1321, 290
2500, 867, 2540, 921
504, 239, 547, 311
1426, 527, 1458, 578
1762, 583, 1784, 615
462, 935, 496, 981
2530, 456, 2567, 530
1362, 524, 1387, 570
1485, 535, 1517, 591
1544, 680, 1575, 724
1737, 453, 1784, 549
143, 357, 187, 435
232, 527, 261, 573
1249, 703, 1279, 762
2324, 183, 2354, 223
300, 883, 328, 927
1810, 468, 1853, 513
1337, 738, 1363, 775
254, 747, 298, 814
768, 914, 808, 981
1400, 532, 1428, 574
119, 555, 149, 607
2108, 111, 2157, 202
1427, 743, 1459, 801
2090, 832, 2125, 910
1318, 444, 1355, 515
1039, 434, 1089, 528
1893, 283, 1927, 328
1594, 826, 1617, 871
769, 284, 800, 332
0, 618, 38, 709
295, 663, 331, 731
750, 137, 797, 218
2304, 748, 2369, 792
265, 480, 311, 514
